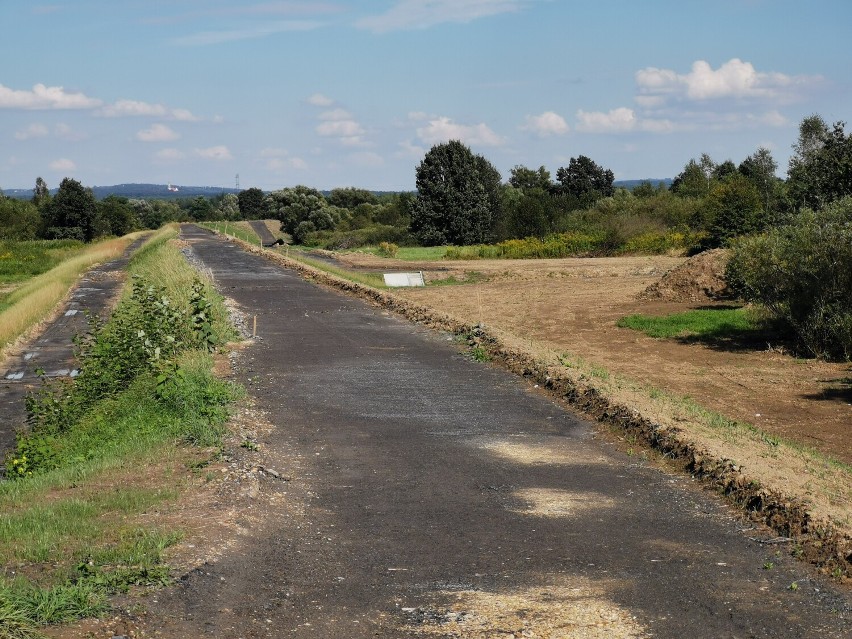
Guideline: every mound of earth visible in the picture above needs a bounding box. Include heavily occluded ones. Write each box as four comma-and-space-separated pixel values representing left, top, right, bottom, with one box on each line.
639, 248, 730, 302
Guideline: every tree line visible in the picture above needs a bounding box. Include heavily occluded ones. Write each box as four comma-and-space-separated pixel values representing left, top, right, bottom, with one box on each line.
2, 113, 849, 257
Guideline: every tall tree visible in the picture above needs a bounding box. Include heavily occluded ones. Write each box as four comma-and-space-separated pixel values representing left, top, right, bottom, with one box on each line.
554, 155, 614, 204
787, 116, 852, 210
32, 176, 50, 209
739, 147, 779, 214
409, 140, 501, 246
43, 178, 98, 241
237, 187, 265, 220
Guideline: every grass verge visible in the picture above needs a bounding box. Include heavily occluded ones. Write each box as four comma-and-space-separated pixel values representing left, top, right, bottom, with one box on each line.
0, 237, 136, 356
0, 228, 241, 638
200, 221, 261, 246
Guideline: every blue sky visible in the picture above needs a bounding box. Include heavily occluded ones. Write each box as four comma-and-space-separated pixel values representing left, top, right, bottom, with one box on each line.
1, 1, 849, 192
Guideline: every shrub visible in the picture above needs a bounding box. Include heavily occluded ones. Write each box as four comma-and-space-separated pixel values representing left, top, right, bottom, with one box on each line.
376, 242, 399, 258
726, 198, 852, 360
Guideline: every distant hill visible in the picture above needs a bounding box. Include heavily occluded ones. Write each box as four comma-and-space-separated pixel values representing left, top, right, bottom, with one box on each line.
2, 183, 241, 201
614, 178, 673, 190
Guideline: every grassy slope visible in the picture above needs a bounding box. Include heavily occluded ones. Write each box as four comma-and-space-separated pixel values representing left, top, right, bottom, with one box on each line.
0, 227, 241, 638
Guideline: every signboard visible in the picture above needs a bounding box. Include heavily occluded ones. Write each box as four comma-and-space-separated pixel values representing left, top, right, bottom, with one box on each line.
383, 271, 426, 287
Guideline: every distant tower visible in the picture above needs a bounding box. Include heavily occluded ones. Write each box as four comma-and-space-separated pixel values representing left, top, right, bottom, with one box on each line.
235, 174, 240, 190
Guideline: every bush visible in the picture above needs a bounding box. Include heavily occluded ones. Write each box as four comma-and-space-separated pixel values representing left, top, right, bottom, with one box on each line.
303, 225, 412, 250
726, 198, 852, 360
376, 242, 399, 258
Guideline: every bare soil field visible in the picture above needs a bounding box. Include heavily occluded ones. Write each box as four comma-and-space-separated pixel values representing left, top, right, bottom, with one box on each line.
327, 250, 852, 540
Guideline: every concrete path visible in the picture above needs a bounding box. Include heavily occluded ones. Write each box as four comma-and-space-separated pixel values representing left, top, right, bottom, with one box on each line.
141, 225, 850, 638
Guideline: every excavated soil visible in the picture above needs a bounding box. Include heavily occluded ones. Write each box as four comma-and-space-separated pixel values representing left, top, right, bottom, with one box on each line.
638, 248, 730, 302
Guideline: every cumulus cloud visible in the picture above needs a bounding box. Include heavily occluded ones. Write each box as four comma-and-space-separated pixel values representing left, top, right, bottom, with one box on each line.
315, 108, 368, 146
99, 99, 199, 121
49, 158, 76, 171
0, 83, 102, 110
576, 107, 636, 133
307, 93, 334, 107
357, 0, 534, 32
136, 123, 180, 142
416, 116, 504, 147
267, 156, 307, 171
195, 145, 233, 160
14, 124, 49, 140
636, 58, 821, 103
522, 111, 569, 137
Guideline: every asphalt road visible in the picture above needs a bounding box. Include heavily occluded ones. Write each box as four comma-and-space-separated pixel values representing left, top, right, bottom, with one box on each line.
142, 225, 850, 638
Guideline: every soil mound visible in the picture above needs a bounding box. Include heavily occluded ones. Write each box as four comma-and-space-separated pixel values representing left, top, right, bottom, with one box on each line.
639, 248, 730, 302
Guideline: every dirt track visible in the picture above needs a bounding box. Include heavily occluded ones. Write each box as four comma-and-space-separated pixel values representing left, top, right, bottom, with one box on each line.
130, 226, 851, 638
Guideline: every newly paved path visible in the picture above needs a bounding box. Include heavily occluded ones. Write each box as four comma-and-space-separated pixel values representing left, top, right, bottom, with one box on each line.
144, 225, 850, 637
0, 237, 147, 451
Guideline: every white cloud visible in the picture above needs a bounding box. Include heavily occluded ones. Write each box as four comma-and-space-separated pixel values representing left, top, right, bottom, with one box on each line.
397, 139, 426, 158
416, 116, 505, 147
0, 83, 102, 110
636, 58, 821, 103
172, 20, 322, 46
308, 93, 334, 107
522, 111, 569, 137
136, 123, 180, 142
357, 0, 534, 32
576, 107, 636, 133
195, 145, 233, 160
316, 119, 364, 138
318, 108, 353, 121
155, 148, 186, 161
49, 158, 76, 171
14, 124, 49, 140
267, 157, 307, 171
98, 99, 199, 121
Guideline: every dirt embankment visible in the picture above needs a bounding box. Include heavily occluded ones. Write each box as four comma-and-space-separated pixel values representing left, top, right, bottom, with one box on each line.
218, 234, 851, 580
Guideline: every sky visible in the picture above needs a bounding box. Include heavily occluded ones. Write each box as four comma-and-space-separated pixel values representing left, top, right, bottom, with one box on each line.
1, 0, 850, 192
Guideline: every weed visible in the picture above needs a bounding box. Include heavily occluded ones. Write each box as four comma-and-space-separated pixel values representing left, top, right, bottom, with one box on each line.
763, 561, 774, 570
469, 346, 491, 362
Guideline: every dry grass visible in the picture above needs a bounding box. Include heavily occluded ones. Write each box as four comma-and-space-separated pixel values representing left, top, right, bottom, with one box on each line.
0, 236, 133, 356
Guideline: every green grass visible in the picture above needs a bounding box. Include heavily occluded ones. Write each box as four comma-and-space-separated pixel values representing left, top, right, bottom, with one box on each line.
0, 228, 242, 638
200, 221, 261, 246
0, 240, 85, 286
617, 306, 764, 341
282, 251, 388, 288
358, 245, 448, 261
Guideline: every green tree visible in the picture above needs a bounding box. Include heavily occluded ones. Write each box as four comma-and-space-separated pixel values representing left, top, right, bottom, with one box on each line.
217, 193, 241, 221
32, 176, 50, 209
554, 155, 614, 205
739, 147, 780, 215
265, 185, 346, 242
97, 195, 138, 236
188, 196, 215, 222
410, 140, 501, 245
327, 187, 378, 210
509, 165, 552, 193
701, 174, 763, 247
0, 199, 42, 239
787, 116, 852, 210
43, 178, 98, 241
672, 159, 709, 197
237, 187, 265, 220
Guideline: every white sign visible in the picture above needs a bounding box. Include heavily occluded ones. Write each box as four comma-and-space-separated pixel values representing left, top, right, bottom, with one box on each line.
383, 271, 426, 287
